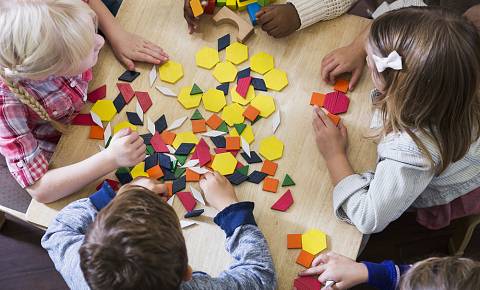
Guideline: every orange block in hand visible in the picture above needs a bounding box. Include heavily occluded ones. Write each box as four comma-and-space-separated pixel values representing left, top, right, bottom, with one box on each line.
334, 79, 349, 93
243, 105, 260, 121
296, 250, 315, 268
186, 168, 201, 182
146, 165, 164, 180
89, 126, 104, 140
261, 160, 278, 176
192, 119, 207, 133
189, 0, 204, 17
310, 92, 325, 106
206, 114, 223, 130
165, 182, 173, 197
327, 113, 341, 126
287, 234, 302, 249
263, 177, 279, 193
226, 136, 240, 150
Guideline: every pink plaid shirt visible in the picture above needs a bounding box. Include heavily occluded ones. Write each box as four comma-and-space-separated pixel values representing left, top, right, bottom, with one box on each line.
0, 69, 92, 188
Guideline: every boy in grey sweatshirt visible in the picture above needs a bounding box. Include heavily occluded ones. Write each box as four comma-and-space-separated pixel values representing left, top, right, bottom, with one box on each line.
41, 173, 277, 290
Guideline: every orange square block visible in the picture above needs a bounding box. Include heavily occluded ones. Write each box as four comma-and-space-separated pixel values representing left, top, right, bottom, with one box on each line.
226, 136, 240, 150
334, 79, 349, 93
186, 168, 201, 182
165, 182, 173, 197
192, 119, 207, 133
243, 105, 260, 121
206, 114, 223, 130
287, 234, 302, 249
89, 126, 104, 140
189, 0, 204, 17
161, 130, 176, 145
327, 113, 341, 126
261, 160, 278, 176
310, 92, 325, 106
296, 250, 315, 268
263, 177, 279, 193
146, 165, 164, 180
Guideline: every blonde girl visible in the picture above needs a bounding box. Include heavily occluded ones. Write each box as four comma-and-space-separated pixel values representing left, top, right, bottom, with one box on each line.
0, 0, 153, 203
312, 7, 480, 234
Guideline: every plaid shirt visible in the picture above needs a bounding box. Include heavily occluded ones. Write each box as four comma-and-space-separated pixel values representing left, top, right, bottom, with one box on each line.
0, 69, 92, 188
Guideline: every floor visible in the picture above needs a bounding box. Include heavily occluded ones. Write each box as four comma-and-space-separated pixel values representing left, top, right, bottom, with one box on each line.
0, 213, 479, 290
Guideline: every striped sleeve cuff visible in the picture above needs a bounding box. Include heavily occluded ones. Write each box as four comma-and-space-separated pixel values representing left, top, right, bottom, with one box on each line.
89, 181, 116, 211
214, 202, 257, 237
362, 260, 399, 290
332, 173, 374, 222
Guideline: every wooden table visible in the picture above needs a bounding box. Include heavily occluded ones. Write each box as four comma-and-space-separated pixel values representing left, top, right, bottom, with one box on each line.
26, 0, 376, 288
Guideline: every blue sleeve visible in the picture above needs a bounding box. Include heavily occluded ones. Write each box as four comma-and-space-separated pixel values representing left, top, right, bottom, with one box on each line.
213, 202, 257, 237
362, 260, 412, 290
89, 181, 116, 210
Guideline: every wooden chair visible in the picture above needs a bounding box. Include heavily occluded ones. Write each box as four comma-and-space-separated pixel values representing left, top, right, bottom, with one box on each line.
449, 214, 480, 256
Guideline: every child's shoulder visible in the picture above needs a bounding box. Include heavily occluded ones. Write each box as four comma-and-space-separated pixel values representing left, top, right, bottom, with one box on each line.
379, 130, 442, 163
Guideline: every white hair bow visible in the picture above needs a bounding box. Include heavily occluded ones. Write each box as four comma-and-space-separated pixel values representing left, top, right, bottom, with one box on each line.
372, 51, 403, 72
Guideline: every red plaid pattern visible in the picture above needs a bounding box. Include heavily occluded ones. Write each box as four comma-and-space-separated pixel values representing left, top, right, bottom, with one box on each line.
0, 69, 92, 188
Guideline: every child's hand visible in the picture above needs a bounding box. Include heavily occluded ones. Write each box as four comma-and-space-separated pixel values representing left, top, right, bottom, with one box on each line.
312, 106, 348, 161
122, 177, 168, 197
299, 252, 368, 289
109, 28, 169, 71
199, 172, 239, 211
256, 4, 301, 38
321, 42, 366, 90
105, 128, 146, 168
183, 0, 207, 34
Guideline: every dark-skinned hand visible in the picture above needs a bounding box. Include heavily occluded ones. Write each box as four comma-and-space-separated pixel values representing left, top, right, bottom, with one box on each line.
256, 3, 301, 38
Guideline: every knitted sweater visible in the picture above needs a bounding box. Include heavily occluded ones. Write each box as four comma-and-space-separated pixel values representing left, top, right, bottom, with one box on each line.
288, 0, 356, 29
41, 182, 277, 290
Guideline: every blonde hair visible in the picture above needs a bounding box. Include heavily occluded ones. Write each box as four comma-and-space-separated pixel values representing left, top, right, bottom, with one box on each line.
400, 257, 480, 290
368, 7, 480, 173
0, 0, 97, 131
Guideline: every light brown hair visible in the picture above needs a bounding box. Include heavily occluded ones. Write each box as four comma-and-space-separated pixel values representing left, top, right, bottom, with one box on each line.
79, 188, 188, 290
400, 256, 480, 290
369, 7, 480, 173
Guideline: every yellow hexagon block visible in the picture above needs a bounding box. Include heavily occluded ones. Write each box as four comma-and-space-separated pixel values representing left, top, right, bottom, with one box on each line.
195, 47, 220, 69
159, 60, 184, 84
178, 86, 202, 109
301, 229, 327, 255
212, 62, 238, 83
226, 42, 248, 65
172, 131, 199, 149
259, 135, 284, 161
221, 103, 245, 126
113, 121, 137, 134
202, 89, 226, 112
250, 52, 274, 74
250, 94, 276, 118
211, 152, 238, 175
231, 84, 255, 106
264, 68, 288, 91
130, 162, 148, 179
91, 100, 116, 122
241, 124, 254, 144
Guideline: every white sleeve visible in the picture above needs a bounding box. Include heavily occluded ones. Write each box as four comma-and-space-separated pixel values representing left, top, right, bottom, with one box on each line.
288, 0, 356, 29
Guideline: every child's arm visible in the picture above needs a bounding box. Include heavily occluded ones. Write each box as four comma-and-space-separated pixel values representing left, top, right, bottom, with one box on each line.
41, 178, 167, 289
312, 107, 435, 234
41, 182, 115, 290
256, 0, 356, 38
25, 128, 145, 203
87, 0, 169, 70
183, 172, 276, 290
298, 252, 411, 290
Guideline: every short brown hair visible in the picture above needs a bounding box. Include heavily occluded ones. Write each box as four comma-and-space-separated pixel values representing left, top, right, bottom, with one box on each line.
369, 7, 480, 173
400, 256, 480, 290
79, 188, 188, 290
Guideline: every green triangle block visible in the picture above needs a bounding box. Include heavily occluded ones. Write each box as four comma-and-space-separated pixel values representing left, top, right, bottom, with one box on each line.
282, 174, 295, 187
174, 167, 186, 178
116, 167, 130, 174
145, 145, 154, 155
234, 123, 247, 135
236, 165, 249, 176
190, 83, 203, 95
174, 155, 188, 166
190, 109, 204, 120
218, 121, 229, 133
251, 115, 262, 125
